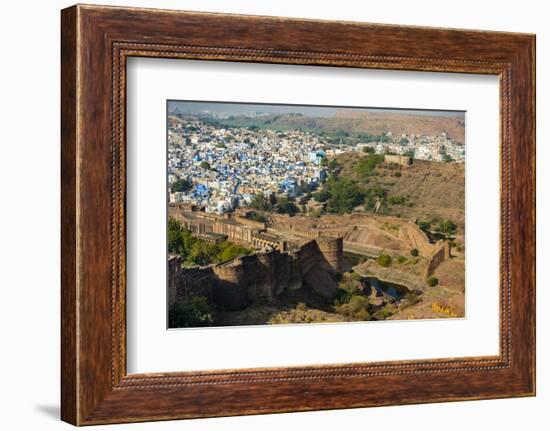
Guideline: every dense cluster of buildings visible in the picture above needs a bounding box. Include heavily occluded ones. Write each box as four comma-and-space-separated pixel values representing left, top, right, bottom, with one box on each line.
356, 131, 465, 163
168, 118, 328, 212
168, 117, 464, 213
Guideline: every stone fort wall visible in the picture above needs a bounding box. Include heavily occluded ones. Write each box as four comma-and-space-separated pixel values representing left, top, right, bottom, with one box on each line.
384, 154, 413, 166
425, 240, 452, 278
169, 237, 343, 311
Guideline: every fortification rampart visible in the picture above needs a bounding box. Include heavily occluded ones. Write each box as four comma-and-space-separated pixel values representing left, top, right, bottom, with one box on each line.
168, 206, 451, 303
170, 205, 435, 258
234, 215, 265, 229
169, 236, 342, 312
169, 258, 217, 306
425, 241, 451, 277
384, 154, 413, 166
316, 236, 344, 273
269, 212, 434, 258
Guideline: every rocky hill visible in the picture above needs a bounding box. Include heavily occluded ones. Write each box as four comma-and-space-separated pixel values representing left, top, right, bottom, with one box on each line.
207, 110, 465, 142
333, 152, 465, 232
331, 110, 465, 142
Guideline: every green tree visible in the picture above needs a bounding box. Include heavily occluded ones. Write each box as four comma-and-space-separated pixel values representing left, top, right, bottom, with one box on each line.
275, 197, 298, 215
325, 177, 365, 214
355, 154, 385, 179
410, 248, 419, 257
217, 242, 253, 262
189, 241, 218, 266
250, 193, 273, 211
312, 188, 329, 203
363, 186, 387, 210
171, 178, 192, 193
387, 195, 407, 205
168, 218, 189, 257
199, 161, 211, 170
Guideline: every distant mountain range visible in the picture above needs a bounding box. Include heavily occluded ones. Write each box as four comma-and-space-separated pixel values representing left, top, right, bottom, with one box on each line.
329, 110, 465, 142
190, 109, 466, 143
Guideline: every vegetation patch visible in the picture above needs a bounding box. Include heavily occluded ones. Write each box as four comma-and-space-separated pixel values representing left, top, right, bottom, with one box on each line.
377, 254, 392, 267
169, 296, 214, 328
426, 275, 439, 287
431, 302, 458, 318
168, 218, 253, 266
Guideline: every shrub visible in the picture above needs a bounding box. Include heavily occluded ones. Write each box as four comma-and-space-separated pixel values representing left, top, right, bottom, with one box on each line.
431, 302, 457, 317
399, 291, 421, 310
410, 248, 419, 257
355, 154, 385, 179
427, 276, 439, 287
396, 255, 407, 264
377, 308, 393, 319
393, 171, 402, 177
417, 220, 431, 233
377, 254, 392, 267
296, 302, 307, 311
436, 219, 457, 236
387, 195, 407, 205
335, 280, 362, 305
348, 296, 370, 314
349, 272, 362, 282
248, 212, 267, 223
335, 295, 371, 321
169, 296, 214, 328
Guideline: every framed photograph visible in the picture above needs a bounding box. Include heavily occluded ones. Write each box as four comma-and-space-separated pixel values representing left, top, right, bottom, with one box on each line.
61, 4, 536, 425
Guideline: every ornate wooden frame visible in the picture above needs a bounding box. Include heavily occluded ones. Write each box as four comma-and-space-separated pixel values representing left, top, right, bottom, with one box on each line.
61, 4, 536, 426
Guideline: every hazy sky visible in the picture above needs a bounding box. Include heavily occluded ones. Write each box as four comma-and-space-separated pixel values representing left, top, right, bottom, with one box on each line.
168, 100, 465, 118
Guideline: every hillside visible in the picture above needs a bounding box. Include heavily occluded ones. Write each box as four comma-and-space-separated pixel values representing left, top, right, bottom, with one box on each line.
332, 152, 465, 232
205, 110, 465, 142
331, 110, 465, 142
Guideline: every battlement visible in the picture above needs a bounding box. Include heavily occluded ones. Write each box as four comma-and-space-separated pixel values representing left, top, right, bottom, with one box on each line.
384, 154, 413, 166
169, 236, 342, 312
315, 236, 344, 273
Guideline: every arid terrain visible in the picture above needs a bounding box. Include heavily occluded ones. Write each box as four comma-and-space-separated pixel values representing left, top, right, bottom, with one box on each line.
332, 152, 465, 232
167, 102, 465, 327
210, 110, 465, 143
